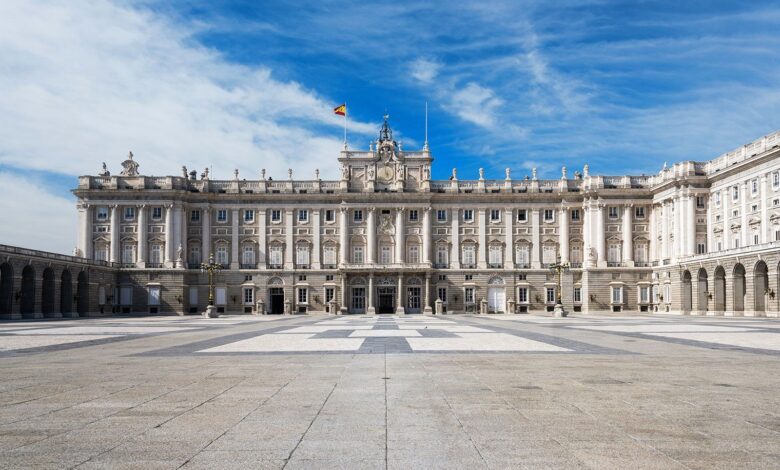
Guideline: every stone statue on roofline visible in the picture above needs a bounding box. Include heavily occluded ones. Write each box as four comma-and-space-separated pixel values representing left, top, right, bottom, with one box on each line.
119, 151, 139, 176
98, 162, 110, 177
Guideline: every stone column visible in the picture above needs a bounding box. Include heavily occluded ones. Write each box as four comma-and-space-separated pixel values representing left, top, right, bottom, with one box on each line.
706, 196, 714, 252
686, 191, 696, 255
367, 274, 375, 314
109, 205, 120, 263
451, 209, 460, 269
258, 209, 267, 266
284, 209, 294, 269
531, 208, 541, 268
582, 200, 591, 267
760, 174, 769, 243
396, 275, 405, 314
596, 203, 606, 266
622, 204, 633, 266
477, 208, 487, 268
201, 206, 211, 263
672, 195, 682, 261
740, 182, 748, 246
367, 207, 376, 264
312, 209, 321, 269
137, 204, 147, 267
395, 208, 405, 264
164, 204, 174, 267
179, 204, 187, 264
504, 208, 514, 269
78, 204, 92, 260
722, 189, 731, 250
173, 204, 183, 268
661, 200, 670, 261
559, 206, 569, 263
648, 203, 657, 263
424, 274, 432, 314
422, 207, 431, 265
339, 207, 348, 265
340, 275, 347, 314
231, 208, 240, 269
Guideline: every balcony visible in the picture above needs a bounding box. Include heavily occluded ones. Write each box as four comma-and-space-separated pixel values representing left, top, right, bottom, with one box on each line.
487, 263, 503, 269
607, 261, 624, 267
240, 263, 257, 269
515, 263, 530, 269
634, 262, 651, 267
147, 263, 163, 268
433, 263, 449, 269
295, 264, 310, 270
569, 262, 582, 268
188, 263, 200, 269
268, 264, 283, 269
322, 264, 337, 269
462, 263, 477, 269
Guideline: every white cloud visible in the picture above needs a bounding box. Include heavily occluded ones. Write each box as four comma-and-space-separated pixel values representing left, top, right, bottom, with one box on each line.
0, 0, 376, 183
0, 172, 76, 254
410, 58, 442, 83
446, 82, 504, 129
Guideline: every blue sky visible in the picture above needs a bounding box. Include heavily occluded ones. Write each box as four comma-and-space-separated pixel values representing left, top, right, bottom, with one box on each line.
1, 0, 779, 253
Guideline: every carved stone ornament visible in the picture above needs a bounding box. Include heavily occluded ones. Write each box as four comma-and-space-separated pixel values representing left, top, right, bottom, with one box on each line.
377, 164, 394, 183
379, 214, 395, 235
119, 151, 139, 176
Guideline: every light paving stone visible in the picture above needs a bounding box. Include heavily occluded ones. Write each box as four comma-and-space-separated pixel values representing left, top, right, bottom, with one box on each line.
0, 334, 122, 351
406, 333, 571, 352
644, 331, 780, 351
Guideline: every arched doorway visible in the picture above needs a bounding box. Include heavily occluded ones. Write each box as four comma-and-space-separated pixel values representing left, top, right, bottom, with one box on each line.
76, 271, 88, 315
60, 270, 73, 315
42, 268, 55, 316
487, 276, 506, 313
697, 268, 708, 313
754, 261, 768, 314
714, 266, 726, 313
733, 264, 745, 313
681, 270, 692, 313
20, 265, 35, 317
0, 262, 13, 318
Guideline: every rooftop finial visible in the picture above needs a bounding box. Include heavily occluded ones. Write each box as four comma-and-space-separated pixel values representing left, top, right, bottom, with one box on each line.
379, 114, 393, 142
423, 101, 429, 151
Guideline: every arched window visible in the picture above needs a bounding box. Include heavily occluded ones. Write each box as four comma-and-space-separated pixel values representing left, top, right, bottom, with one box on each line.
215, 242, 229, 266
296, 243, 310, 267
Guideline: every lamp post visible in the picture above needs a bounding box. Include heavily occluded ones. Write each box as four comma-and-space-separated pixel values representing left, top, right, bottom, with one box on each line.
549, 257, 570, 317
200, 253, 222, 318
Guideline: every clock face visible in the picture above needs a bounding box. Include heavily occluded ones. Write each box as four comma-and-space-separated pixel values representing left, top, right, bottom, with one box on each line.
378, 165, 394, 183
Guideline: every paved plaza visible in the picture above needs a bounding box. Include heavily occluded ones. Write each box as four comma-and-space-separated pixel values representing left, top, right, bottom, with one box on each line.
1, 313, 779, 469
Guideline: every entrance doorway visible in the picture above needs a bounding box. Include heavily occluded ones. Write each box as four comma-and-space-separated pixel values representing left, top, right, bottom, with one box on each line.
487, 287, 506, 313
377, 287, 395, 314
269, 288, 284, 314
407, 287, 421, 313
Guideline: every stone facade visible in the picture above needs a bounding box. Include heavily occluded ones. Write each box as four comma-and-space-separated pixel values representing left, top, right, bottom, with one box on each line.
1, 120, 778, 319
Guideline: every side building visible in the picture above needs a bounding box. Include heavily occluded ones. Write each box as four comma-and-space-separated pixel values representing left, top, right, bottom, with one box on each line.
1, 120, 779, 319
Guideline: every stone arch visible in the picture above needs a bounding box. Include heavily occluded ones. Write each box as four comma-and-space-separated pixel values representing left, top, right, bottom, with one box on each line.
753, 260, 769, 313
42, 267, 56, 316
697, 268, 708, 313
733, 263, 745, 312
267, 276, 284, 286
60, 269, 73, 315
77, 271, 89, 315
0, 262, 13, 318
713, 266, 726, 312
488, 276, 505, 285
20, 265, 36, 317
681, 270, 692, 313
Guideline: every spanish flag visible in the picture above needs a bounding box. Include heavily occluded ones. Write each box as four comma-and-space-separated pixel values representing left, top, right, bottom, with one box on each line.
333, 104, 346, 116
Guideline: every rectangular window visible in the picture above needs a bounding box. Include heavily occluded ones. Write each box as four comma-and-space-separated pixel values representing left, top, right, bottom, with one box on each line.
571, 245, 582, 263
296, 246, 310, 266
325, 209, 335, 222
242, 246, 255, 265
298, 275, 306, 281
243, 287, 254, 305
546, 287, 555, 303
297, 288, 308, 304
751, 179, 758, 195
217, 209, 227, 222
462, 245, 475, 265
271, 210, 281, 222
754, 234, 760, 245
490, 209, 501, 221
635, 207, 645, 219
517, 210, 527, 222
612, 286, 623, 304
437, 210, 447, 222
436, 246, 448, 266
351, 287, 365, 310
696, 197, 705, 209
122, 244, 135, 264
516, 245, 530, 266
148, 286, 161, 306
574, 287, 581, 303
543, 209, 554, 221
437, 287, 447, 303
244, 210, 254, 222
465, 274, 473, 281
94, 245, 107, 262
124, 207, 135, 220
325, 274, 334, 281
97, 207, 109, 220
640, 286, 649, 303
715, 191, 721, 206
191, 210, 200, 222
608, 243, 621, 263
353, 210, 363, 222
409, 210, 418, 221
189, 287, 198, 306
215, 287, 226, 305
188, 245, 200, 265
325, 287, 335, 303
298, 209, 308, 222
352, 246, 364, 264
488, 245, 502, 265
380, 246, 392, 264
323, 246, 337, 266
149, 244, 162, 264
216, 245, 228, 265
774, 171, 780, 188
465, 287, 474, 303
571, 209, 580, 221
463, 209, 474, 222
408, 245, 420, 263
438, 275, 447, 281
269, 246, 283, 266
697, 243, 705, 254
732, 185, 739, 201
634, 244, 647, 262
542, 245, 557, 265
608, 206, 618, 219
518, 287, 528, 303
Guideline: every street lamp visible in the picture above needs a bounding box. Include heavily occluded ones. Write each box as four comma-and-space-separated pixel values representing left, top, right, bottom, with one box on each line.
549, 257, 570, 318
200, 253, 222, 318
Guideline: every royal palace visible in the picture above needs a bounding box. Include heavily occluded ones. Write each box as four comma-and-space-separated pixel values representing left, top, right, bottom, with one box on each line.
2, 119, 780, 319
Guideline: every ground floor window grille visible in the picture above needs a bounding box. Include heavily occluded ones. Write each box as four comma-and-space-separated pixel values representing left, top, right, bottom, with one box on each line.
437, 287, 447, 302
298, 288, 307, 304
351, 287, 365, 310
243, 287, 254, 304
546, 287, 555, 303
465, 287, 474, 303
325, 287, 335, 303
612, 286, 623, 304
639, 286, 650, 303
518, 287, 528, 303
573, 287, 581, 303
148, 286, 161, 306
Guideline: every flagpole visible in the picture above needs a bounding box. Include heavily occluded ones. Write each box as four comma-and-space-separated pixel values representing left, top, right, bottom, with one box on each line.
344, 102, 348, 149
